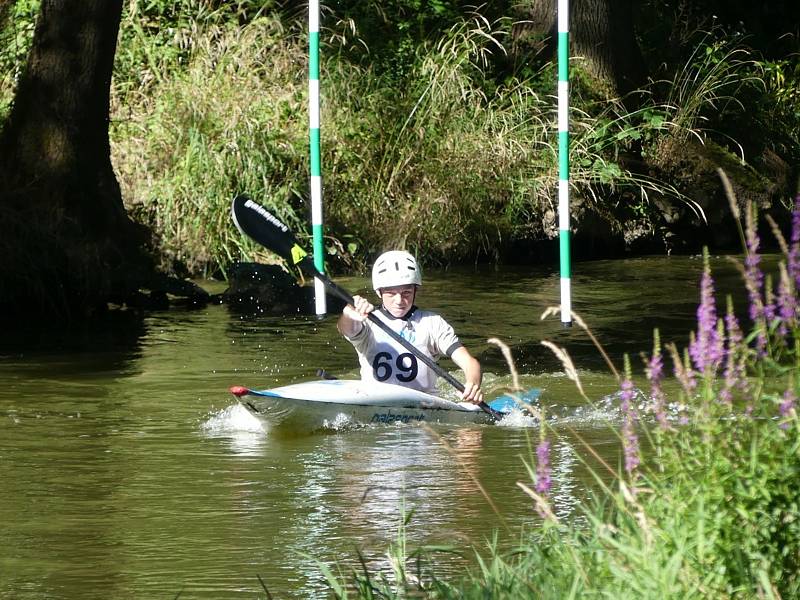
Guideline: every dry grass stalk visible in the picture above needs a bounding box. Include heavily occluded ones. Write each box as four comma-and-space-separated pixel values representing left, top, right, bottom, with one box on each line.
540, 340, 589, 401
541, 306, 620, 382
718, 168, 749, 254
517, 481, 559, 524
765, 213, 790, 257
485, 337, 542, 418
487, 337, 520, 390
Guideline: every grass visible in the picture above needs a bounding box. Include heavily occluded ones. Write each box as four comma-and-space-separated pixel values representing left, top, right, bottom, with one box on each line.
111, 10, 310, 276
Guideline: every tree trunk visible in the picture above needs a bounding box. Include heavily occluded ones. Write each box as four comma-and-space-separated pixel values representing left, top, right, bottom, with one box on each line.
514, 0, 647, 98
0, 0, 153, 320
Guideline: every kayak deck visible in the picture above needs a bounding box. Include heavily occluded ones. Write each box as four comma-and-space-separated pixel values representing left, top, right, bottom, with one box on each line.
229, 379, 536, 430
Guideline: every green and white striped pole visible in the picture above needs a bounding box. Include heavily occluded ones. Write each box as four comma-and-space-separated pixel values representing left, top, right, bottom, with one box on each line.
309, 0, 326, 316
558, 0, 572, 327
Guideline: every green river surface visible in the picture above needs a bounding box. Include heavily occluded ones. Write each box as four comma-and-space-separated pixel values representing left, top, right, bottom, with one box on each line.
0, 255, 768, 598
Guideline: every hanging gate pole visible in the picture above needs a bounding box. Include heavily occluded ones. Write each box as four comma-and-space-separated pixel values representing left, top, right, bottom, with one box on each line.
309, 0, 326, 316
558, 0, 572, 327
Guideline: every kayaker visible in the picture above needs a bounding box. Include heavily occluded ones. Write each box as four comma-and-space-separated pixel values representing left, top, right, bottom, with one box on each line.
337, 250, 484, 404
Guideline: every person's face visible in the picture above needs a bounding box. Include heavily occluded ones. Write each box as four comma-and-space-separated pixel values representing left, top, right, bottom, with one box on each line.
378, 284, 417, 317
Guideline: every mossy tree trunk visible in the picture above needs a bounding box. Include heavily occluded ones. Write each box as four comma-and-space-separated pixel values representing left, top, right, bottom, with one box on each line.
0, 0, 154, 320
514, 0, 647, 98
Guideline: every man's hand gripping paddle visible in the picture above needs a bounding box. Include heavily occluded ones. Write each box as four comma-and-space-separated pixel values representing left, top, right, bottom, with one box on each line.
230, 194, 506, 421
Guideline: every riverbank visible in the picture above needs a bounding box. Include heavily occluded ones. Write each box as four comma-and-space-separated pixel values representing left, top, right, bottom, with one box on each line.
107, 8, 798, 277
0, 216, 797, 596
1, 2, 798, 304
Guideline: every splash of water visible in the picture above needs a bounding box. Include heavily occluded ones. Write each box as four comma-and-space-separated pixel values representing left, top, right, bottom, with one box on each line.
322, 413, 358, 431
495, 408, 538, 428
201, 403, 265, 434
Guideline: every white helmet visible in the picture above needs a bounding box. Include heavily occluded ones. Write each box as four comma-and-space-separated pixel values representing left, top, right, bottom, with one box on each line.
372, 250, 422, 291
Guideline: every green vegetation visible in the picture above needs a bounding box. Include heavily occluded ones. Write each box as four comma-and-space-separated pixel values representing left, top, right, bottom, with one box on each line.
0, 0, 37, 119
314, 196, 800, 598
2, 2, 799, 277
112, 7, 310, 276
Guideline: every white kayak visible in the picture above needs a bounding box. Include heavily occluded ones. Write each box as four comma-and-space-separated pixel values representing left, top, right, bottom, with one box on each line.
229, 379, 539, 430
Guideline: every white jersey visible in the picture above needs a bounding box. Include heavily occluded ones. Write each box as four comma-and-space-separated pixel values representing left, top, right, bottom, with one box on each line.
343, 306, 462, 394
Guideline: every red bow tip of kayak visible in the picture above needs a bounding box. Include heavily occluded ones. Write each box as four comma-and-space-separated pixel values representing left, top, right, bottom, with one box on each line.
229, 386, 250, 397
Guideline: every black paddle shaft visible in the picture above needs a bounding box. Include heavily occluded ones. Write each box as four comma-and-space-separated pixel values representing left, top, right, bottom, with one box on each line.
230, 194, 502, 420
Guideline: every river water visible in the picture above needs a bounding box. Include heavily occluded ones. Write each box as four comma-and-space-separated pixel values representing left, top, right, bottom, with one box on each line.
0, 255, 765, 598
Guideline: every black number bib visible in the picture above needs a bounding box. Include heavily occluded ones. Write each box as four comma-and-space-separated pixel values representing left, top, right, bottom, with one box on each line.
372, 352, 419, 383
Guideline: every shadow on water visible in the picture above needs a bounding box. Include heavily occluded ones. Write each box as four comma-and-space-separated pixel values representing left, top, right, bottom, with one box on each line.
0, 311, 148, 375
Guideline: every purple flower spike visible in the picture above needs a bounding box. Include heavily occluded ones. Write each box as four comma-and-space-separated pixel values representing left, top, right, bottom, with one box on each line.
535, 439, 552, 495
672, 347, 697, 397
744, 206, 765, 323
788, 195, 800, 291
721, 304, 747, 405
776, 265, 796, 336
743, 205, 769, 358
620, 379, 640, 474
646, 350, 668, 429
689, 256, 723, 374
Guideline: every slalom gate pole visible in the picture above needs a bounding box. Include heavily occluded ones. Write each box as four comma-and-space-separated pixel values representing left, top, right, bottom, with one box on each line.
309, 0, 326, 316
557, 0, 572, 327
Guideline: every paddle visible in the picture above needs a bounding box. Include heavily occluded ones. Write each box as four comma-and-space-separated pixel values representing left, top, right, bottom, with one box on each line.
231, 194, 506, 421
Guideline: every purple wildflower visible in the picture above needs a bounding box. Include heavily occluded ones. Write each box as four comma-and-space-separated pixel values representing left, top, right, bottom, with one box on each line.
744, 204, 768, 355
689, 254, 724, 373
535, 438, 552, 495
744, 205, 764, 321
671, 345, 697, 397
619, 378, 640, 475
776, 264, 796, 336
788, 195, 800, 291
720, 299, 747, 405
645, 333, 668, 429
779, 388, 796, 430
764, 274, 777, 323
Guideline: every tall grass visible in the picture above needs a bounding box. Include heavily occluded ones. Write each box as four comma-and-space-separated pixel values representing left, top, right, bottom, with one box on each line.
110, 7, 716, 275
319, 14, 554, 263
3, 4, 786, 275
315, 188, 800, 598
662, 37, 761, 145
111, 9, 309, 275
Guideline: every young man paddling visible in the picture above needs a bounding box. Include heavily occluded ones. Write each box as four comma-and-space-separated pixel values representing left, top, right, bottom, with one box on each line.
337, 251, 484, 404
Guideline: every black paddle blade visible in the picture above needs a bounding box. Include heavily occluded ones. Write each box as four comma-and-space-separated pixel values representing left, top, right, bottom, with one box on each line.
231, 194, 310, 267
231, 194, 355, 306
